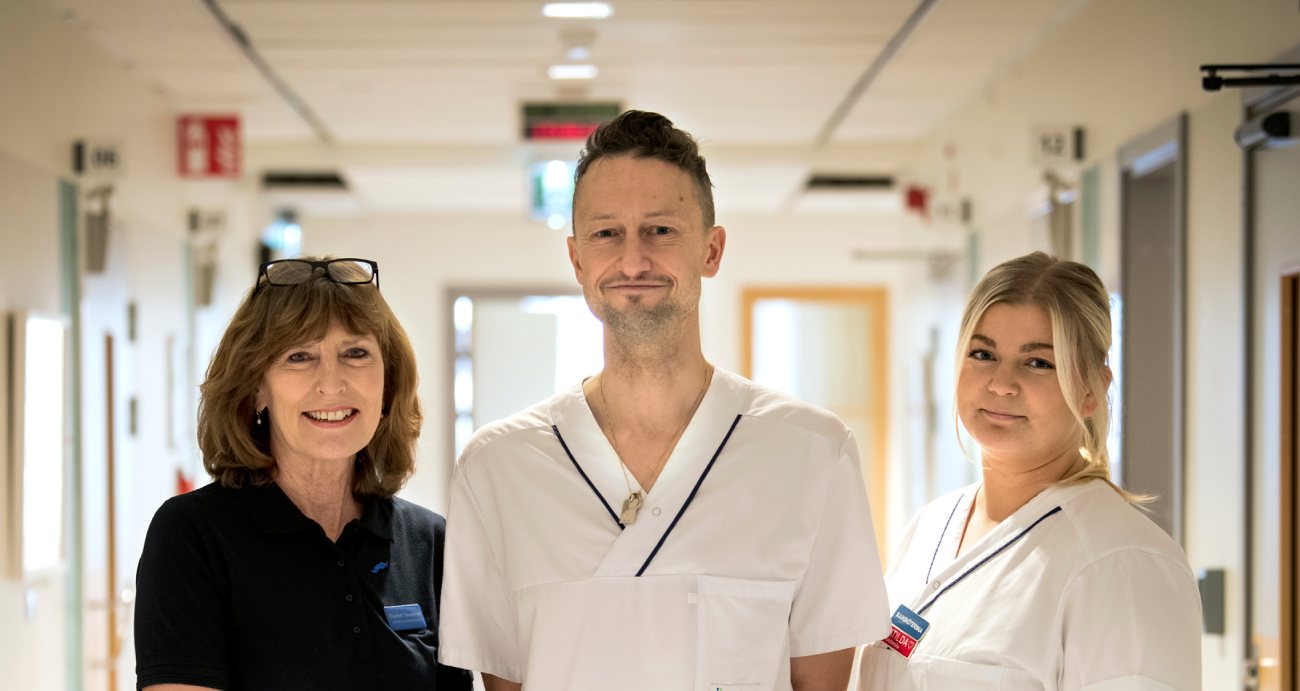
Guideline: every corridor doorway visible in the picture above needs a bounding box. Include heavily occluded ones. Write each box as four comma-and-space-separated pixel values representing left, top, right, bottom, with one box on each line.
1118, 115, 1188, 543
742, 287, 890, 552
1244, 85, 1300, 691
1281, 271, 1299, 691
446, 289, 601, 460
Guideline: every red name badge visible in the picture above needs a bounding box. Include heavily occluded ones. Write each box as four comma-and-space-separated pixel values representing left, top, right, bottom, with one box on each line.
884, 625, 920, 657
883, 604, 930, 659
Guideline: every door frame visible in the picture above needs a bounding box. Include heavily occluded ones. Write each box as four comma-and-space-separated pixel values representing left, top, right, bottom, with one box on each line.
1280, 270, 1299, 691
443, 286, 585, 466
1117, 113, 1189, 544
740, 286, 890, 546
1241, 72, 1300, 690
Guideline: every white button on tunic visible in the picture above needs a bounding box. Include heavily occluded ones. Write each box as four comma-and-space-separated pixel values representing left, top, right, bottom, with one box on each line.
439, 368, 890, 690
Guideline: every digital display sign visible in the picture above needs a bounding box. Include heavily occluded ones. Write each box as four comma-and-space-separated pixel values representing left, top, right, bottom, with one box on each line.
522, 102, 621, 141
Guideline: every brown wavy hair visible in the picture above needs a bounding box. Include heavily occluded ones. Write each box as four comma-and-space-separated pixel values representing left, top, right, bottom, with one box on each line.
198, 257, 421, 498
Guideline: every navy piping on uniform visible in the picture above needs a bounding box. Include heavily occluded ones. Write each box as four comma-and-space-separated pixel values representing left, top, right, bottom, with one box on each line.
552, 425, 625, 530
636, 414, 743, 576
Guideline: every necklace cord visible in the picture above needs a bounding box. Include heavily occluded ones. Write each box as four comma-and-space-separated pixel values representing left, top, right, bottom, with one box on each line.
599, 364, 713, 501
551, 425, 625, 529
926, 493, 966, 584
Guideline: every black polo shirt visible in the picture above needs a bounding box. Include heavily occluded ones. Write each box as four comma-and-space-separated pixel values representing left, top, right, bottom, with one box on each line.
135, 482, 473, 690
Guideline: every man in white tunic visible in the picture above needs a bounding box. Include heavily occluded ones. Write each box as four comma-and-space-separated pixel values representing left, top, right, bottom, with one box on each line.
438, 110, 890, 691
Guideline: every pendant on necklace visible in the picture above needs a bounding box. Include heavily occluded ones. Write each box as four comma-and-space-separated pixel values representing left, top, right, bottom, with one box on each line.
620, 491, 644, 525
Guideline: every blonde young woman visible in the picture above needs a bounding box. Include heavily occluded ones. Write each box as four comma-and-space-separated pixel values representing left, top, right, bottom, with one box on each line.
855, 252, 1202, 690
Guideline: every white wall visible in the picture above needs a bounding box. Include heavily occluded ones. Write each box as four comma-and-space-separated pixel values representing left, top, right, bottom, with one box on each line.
1185, 92, 1249, 680
0, 149, 69, 691
907, 0, 1300, 685
913, 0, 1300, 271
0, 2, 259, 690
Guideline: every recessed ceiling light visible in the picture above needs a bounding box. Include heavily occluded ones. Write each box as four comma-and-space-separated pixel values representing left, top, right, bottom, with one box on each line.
543, 3, 612, 19
566, 45, 590, 61
548, 64, 598, 80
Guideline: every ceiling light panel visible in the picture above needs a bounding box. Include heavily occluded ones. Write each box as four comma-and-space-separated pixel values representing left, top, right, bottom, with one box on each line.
548, 64, 598, 80
543, 3, 613, 19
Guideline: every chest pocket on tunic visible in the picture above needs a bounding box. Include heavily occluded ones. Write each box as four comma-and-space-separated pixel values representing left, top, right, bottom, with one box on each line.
916, 656, 1041, 691
693, 576, 798, 691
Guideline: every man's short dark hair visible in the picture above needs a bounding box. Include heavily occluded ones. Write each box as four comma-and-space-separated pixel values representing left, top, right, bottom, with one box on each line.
573, 110, 716, 227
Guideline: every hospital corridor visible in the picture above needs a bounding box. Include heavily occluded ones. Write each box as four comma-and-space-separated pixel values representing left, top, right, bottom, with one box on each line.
1, 0, 1299, 689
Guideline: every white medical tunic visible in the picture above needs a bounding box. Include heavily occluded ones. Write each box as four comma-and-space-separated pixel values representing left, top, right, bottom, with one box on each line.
853, 479, 1202, 691
438, 368, 890, 690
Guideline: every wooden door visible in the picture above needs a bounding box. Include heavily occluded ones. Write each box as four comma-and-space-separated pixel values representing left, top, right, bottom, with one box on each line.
742, 287, 890, 551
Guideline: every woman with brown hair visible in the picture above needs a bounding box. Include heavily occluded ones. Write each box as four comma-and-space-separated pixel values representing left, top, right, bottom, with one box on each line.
134, 257, 471, 691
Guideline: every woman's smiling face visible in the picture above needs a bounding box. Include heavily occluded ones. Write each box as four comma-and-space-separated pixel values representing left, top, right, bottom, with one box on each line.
255, 320, 385, 467
957, 303, 1093, 469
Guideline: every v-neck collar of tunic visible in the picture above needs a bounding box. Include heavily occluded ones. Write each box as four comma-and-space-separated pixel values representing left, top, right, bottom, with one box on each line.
548, 367, 752, 529
925, 479, 1098, 589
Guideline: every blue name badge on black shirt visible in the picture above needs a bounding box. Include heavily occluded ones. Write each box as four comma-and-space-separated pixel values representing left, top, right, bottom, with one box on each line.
383, 604, 427, 632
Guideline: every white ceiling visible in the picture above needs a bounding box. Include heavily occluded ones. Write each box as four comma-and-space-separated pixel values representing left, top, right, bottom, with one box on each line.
43, 0, 1090, 216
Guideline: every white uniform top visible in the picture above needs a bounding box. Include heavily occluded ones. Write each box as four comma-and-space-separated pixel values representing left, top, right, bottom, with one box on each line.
438, 368, 890, 691
853, 479, 1203, 691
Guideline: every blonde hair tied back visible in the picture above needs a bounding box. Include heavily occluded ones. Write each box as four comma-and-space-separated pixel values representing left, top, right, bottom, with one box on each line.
956, 251, 1147, 504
